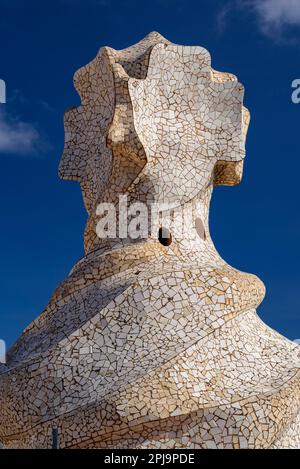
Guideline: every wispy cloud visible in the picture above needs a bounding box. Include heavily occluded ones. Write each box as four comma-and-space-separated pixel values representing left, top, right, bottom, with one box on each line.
216, 4, 232, 35
0, 110, 46, 155
217, 0, 300, 39
246, 0, 300, 34
39, 100, 55, 113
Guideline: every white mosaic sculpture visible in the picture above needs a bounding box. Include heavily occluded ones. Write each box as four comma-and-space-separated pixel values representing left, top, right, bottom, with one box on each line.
0, 32, 300, 449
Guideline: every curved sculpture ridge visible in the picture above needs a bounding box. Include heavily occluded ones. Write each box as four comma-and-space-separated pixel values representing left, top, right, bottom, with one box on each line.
0, 32, 300, 449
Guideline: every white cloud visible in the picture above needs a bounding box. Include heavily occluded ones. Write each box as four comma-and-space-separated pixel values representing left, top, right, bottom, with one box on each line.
218, 1, 300, 37
248, 0, 300, 32
0, 110, 43, 155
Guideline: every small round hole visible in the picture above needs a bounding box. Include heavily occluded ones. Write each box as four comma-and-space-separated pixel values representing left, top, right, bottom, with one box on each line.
195, 217, 206, 241
158, 227, 172, 246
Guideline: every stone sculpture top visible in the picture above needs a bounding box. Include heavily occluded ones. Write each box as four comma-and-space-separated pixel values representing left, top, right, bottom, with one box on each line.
59, 31, 249, 253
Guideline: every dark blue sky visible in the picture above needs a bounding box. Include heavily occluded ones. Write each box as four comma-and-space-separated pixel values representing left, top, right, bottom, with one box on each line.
0, 0, 300, 347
